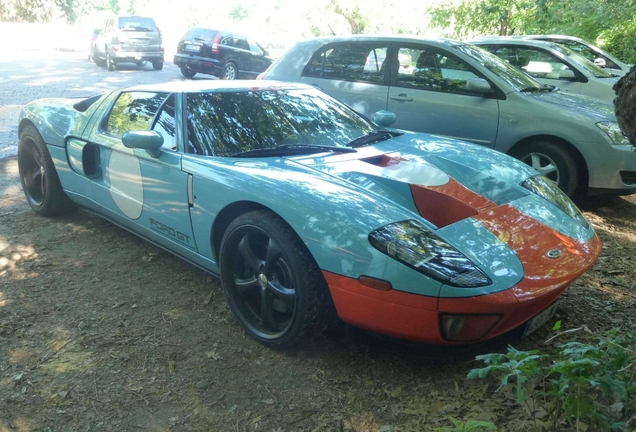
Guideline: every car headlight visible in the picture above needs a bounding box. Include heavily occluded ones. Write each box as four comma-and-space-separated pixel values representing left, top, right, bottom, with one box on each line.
368, 220, 492, 288
596, 121, 629, 145
522, 175, 589, 228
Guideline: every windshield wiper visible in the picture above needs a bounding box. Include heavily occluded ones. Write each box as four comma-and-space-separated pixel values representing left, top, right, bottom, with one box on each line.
519, 86, 543, 93
232, 144, 357, 158
347, 129, 403, 148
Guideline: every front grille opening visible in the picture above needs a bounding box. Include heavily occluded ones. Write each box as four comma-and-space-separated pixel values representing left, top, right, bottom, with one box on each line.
620, 171, 636, 185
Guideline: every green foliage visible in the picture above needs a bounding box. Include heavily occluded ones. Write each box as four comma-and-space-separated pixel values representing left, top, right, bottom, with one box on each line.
436, 417, 497, 431
468, 328, 636, 430
599, 17, 636, 64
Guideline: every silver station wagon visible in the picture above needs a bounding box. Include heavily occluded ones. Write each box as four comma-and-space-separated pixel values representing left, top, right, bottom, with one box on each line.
259, 35, 636, 197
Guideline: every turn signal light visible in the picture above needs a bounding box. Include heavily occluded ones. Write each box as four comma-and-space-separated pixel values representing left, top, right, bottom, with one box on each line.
439, 313, 501, 342
358, 276, 392, 291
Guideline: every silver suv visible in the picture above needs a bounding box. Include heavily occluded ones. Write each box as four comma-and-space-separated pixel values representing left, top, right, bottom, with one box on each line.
94, 16, 164, 71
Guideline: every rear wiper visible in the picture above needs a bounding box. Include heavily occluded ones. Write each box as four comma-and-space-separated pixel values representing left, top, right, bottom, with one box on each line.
232, 144, 357, 158
347, 129, 403, 148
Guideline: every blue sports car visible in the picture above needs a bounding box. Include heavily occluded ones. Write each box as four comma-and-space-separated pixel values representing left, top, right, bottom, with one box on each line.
17, 81, 601, 348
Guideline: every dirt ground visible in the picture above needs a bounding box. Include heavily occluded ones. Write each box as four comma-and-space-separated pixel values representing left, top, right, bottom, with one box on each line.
1, 155, 635, 432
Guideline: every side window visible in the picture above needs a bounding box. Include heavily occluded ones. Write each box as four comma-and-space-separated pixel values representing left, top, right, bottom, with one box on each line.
302, 42, 388, 84
559, 40, 595, 62
104, 92, 169, 138
220, 35, 233, 47
497, 47, 571, 80
248, 39, 263, 55
234, 36, 250, 51
152, 94, 177, 151
397, 47, 481, 95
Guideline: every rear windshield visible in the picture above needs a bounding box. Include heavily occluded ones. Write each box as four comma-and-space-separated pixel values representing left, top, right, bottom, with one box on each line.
182, 27, 218, 41
117, 17, 157, 32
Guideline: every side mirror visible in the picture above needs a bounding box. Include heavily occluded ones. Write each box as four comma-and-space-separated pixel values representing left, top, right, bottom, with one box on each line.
558, 69, 576, 80
122, 130, 163, 158
374, 110, 397, 127
594, 58, 607, 68
465, 77, 492, 94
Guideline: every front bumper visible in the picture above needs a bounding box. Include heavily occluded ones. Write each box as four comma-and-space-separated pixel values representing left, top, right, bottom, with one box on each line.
583, 142, 636, 193
323, 229, 601, 344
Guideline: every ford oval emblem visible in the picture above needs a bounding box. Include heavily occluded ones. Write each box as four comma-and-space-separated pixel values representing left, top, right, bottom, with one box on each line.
547, 249, 562, 259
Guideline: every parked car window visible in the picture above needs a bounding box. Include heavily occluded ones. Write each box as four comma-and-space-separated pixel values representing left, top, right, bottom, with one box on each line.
152, 94, 177, 151
492, 46, 572, 80
302, 42, 389, 84
248, 39, 264, 55
234, 36, 250, 51
185, 89, 374, 157
105, 92, 169, 138
396, 47, 481, 95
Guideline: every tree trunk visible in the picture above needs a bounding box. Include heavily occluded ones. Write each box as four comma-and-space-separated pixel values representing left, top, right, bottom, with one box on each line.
613, 65, 636, 143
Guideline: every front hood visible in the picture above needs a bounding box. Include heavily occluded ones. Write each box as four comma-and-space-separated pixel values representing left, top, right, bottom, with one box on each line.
292, 134, 537, 229
532, 91, 616, 121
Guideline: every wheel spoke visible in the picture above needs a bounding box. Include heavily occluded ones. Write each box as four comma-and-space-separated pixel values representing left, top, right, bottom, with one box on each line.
267, 280, 295, 308
530, 154, 558, 178
234, 277, 259, 298
260, 290, 277, 330
238, 233, 264, 273
40, 168, 46, 193
264, 237, 282, 275
28, 169, 40, 186
32, 149, 42, 167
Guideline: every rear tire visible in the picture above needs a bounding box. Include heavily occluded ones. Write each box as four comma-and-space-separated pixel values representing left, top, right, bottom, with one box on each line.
511, 140, 579, 197
180, 67, 196, 79
18, 125, 76, 216
152, 61, 163, 71
221, 62, 237, 80
107, 51, 116, 71
135, 60, 147, 67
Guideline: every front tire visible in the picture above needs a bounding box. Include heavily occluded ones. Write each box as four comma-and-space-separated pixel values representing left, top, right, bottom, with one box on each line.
18, 125, 75, 216
221, 62, 237, 80
219, 210, 330, 348
511, 140, 579, 197
152, 61, 163, 71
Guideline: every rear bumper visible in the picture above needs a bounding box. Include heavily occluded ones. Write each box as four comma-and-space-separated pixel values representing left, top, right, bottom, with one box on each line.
173, 54, 222, 76
111, 50, 164, 62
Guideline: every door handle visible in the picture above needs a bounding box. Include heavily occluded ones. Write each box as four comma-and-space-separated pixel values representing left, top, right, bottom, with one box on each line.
390, 94, 413, 102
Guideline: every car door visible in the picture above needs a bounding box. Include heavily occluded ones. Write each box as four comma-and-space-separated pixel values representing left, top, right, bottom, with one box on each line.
386, 43, 499, 147
84, 91, 197, 251
222, 34, 252, 75
489, 45, 583, 96
298, 41, 389, 119
247, 38, 271, 75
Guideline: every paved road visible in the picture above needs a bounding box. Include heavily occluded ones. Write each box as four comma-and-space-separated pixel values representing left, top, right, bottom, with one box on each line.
0, 50, 209, 159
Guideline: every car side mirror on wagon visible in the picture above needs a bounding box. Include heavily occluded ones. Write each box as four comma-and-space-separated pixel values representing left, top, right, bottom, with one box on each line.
374, 110, 397, 127
465, 78, 492, 95
122, 130, 164, 158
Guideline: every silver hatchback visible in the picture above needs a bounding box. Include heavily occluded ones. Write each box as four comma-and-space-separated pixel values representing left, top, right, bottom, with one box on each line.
259, 35, 636, 197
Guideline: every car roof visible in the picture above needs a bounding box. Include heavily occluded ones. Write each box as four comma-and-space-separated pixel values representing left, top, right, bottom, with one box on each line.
293, 34, 464, 48
123, 80, 314, 93
471, 37, 563, 50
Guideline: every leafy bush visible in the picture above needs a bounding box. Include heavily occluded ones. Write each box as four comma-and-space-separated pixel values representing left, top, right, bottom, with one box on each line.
599, 20, 636, 65
468, 327, 636, 431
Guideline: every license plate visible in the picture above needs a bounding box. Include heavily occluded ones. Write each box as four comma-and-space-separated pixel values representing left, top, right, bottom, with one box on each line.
185, 44, 201, 52
523, 302, 559, 337
130, 39, 148, 46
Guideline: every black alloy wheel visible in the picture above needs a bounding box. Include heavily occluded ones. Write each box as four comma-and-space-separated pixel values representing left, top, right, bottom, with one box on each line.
17, 125, 75, 216
219, 210, 330, 348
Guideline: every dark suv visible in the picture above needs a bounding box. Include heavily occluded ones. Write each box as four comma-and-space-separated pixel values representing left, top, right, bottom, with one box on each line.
174, 28, 273, 79
94, 16, 164, 71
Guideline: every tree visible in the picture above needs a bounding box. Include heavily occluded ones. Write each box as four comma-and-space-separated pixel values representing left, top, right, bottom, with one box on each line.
613, 66, 636, 144
429, 0, 549, 38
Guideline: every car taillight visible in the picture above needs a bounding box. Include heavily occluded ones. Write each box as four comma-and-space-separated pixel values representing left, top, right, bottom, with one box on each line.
211, 32, 221, 55
157, 27, 162, 38
439, 313, 501, 342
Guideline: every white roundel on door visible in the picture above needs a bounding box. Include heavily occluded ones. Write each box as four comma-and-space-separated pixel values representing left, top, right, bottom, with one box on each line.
108, 146, 143, 219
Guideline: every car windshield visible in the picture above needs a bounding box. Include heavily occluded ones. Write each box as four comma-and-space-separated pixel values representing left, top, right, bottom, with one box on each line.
185, 88, 377, 157
549, 44, 614, 78
450, 41, 543, 92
